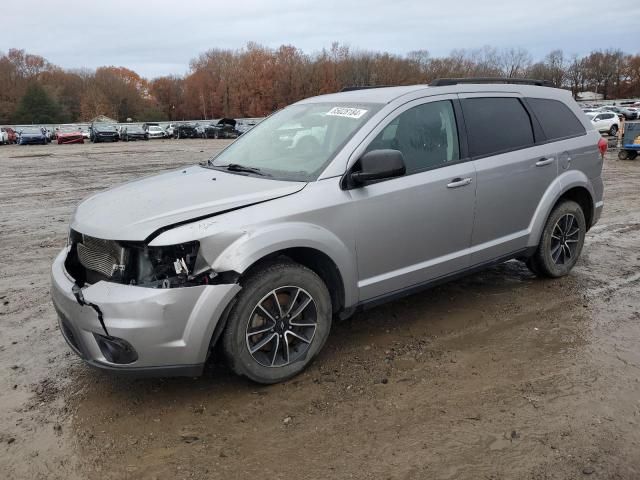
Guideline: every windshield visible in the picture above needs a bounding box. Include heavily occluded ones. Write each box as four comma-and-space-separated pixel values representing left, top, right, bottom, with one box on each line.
149, 126, 162, 131
127, 125, 144, 132
95, 124, 116, 131
59, 126, 79, 133
22, 127, 42, 134
207, 102, 381, 181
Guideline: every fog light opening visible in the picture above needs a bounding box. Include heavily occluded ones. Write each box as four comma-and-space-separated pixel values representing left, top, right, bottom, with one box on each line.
94, 334, 138, 364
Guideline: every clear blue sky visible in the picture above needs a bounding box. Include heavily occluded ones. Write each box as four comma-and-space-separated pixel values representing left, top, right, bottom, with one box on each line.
3, 0, 638, 78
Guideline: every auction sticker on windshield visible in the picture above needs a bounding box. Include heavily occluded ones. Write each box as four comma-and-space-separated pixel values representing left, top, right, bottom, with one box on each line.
326, 107, 368, 119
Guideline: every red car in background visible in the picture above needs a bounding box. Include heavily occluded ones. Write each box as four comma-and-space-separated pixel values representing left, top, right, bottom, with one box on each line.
56, 126, 84, 144
1, 127, 17, 144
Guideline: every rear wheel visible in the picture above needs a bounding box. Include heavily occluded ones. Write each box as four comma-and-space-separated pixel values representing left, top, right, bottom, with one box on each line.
223, 262, 332, 384
526, 200, 586, 278
618, 149, 630, 160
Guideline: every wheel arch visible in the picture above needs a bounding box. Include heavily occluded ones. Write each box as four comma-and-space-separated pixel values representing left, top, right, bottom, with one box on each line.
528, 171, 596, 248
239, 247, 346, 316
211, 223, 358, 313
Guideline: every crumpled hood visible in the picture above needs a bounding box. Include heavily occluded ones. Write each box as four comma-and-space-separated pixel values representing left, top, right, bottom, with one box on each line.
71, 165, 306, 241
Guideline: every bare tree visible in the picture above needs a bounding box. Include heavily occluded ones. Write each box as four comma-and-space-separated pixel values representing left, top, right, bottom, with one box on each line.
498, 47, 532, 78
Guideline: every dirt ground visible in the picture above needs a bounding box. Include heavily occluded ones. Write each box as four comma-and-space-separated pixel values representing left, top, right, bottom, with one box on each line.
0, 139, 639, 480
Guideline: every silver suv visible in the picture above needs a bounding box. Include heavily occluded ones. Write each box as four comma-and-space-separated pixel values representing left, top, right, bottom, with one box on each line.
51, 79, 604, 383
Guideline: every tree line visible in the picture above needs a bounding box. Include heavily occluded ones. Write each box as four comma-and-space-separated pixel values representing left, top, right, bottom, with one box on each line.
1, 43, 639, 125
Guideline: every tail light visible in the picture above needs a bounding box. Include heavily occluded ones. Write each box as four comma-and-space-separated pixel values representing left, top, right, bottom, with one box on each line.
597, 137, 607, 158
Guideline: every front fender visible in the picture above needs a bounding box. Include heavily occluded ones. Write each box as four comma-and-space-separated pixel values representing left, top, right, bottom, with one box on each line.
211, 222, 358, 307
527, 169, 596, 248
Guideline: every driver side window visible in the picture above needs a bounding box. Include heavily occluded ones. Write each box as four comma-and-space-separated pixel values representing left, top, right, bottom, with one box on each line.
366, 100, 460, 174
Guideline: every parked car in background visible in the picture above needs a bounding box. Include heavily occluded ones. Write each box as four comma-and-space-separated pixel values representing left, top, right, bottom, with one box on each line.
0, 129, 8, 145
147, 125, 166, 139
121, 124, 149, 141
51, 79, 604, 383
164, 123, 176, 137
586, 112, 620, 136
80, 128, 90, 139
1, 127, 18, 144
18, 127, 48, 145
618, 107, 638, 120
174, 123, 199, 139
56, 126, 84, 144
626, 107, 640, 119
597, 106, 628, 120
204, 118, 240, 139
236, 120, 257, 135
90, 123, 119, 143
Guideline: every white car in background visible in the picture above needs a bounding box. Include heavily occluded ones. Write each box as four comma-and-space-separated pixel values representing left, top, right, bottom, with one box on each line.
148, 125, 165, 139
0, 129, 8, 144
164, 124, 176, 137
586, 111, 620, 136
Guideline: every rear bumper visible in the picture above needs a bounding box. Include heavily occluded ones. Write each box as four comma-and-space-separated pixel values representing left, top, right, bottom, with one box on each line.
50, 248, 240, 376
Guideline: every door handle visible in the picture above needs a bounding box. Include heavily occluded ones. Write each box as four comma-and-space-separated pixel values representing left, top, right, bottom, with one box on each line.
536, 158, 554, 167
447, 177, 473, 188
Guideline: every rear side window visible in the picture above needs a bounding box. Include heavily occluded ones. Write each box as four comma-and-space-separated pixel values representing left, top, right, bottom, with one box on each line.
462, 97, 534, 157
527, 98, 586, 140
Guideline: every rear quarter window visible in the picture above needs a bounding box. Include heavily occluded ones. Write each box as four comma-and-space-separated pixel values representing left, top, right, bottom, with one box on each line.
461, 97, 535, 158
527, 98, 586, 140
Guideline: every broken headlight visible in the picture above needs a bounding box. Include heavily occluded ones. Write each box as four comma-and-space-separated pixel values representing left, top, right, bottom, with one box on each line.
133, 241, 212, 288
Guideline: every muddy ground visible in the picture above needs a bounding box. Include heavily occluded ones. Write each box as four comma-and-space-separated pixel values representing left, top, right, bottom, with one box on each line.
0, 139, 639, 479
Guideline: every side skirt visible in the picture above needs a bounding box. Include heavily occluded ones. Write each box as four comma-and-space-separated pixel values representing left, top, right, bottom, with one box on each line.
352, 247, 535, 313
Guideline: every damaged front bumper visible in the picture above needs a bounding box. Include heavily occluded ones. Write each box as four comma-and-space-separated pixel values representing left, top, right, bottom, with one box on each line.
50, 248, 240, 377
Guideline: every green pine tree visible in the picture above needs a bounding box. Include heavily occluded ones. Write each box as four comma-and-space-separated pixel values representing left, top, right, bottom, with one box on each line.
13, 83, 63, 124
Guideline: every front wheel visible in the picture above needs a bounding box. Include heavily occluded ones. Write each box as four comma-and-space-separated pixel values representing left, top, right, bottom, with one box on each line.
222, 262, 332, 384
609, 125, 619, 136
526, 200, 586, 278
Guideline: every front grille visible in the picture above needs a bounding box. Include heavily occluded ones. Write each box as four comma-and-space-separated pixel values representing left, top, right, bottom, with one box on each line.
76, 235, 128, 278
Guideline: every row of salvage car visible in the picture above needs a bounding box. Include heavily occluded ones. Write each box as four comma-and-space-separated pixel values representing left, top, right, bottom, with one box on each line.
1, 118, 257, 145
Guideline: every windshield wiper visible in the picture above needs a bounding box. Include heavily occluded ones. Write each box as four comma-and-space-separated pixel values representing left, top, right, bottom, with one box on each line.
216, 163, 270, 176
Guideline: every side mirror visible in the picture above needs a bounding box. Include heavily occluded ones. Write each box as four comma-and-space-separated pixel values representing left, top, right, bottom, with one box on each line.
349, 149, 406, 186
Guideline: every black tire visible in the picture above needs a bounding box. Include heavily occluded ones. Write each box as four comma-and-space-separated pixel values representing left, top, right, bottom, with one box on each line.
526, 200, 586, 278
609, 125, 618, 136
222, 261, 332, 384
618, 150, 629, 160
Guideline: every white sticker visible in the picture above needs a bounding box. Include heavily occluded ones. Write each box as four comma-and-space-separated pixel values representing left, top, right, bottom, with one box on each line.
326, 107, 368, 119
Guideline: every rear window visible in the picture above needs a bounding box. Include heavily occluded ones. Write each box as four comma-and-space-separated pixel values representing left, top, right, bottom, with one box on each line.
527, 98, 586, 140
462, 97, 534, 157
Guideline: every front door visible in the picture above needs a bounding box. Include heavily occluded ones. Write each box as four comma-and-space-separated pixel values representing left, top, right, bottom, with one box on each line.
349, 98, 477, 301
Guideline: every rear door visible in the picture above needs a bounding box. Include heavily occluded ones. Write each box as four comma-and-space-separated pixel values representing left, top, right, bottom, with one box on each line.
459, 94, 558, 265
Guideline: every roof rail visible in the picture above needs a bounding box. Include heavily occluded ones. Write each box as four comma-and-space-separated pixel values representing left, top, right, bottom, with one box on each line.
340, 85, 394, 92
429, 77, 552, 87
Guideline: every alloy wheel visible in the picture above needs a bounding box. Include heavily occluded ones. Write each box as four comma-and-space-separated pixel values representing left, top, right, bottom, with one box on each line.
550, 213, 580, 266
245, 286, 317, 367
